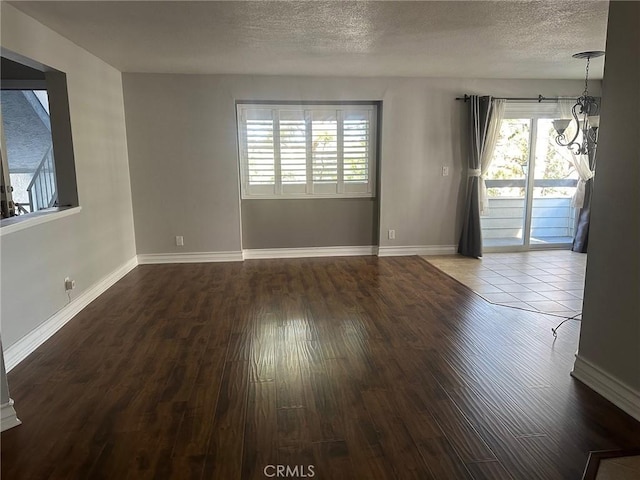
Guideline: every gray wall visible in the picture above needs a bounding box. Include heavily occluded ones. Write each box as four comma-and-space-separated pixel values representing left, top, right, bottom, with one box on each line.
242, 198, 377, 249
576, 2, 640, 392
46, 71, 79, 208
0, 4, 136, 348
123, 74, 591, 254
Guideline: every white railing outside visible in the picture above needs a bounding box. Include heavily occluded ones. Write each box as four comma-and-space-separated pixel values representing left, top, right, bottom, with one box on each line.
27, 146, 57, 212
481, 178, 578, 245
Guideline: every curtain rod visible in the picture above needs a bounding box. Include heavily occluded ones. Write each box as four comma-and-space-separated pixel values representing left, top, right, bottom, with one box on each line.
455, 94, 576, 102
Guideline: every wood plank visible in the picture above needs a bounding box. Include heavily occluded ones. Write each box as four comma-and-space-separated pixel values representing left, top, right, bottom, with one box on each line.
242, 381, 278, 480
311, 440, 357, 480
466, 460, 515, 480
201, 360, 250, 479
361, 388, 438, 480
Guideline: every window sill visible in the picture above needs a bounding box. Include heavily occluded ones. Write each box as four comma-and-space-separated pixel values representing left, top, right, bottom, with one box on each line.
241, 194, 376, 200
0, 206, 82, 237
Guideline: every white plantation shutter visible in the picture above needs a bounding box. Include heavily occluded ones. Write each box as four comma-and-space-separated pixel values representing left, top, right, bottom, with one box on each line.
238, 103, 376, 198
279, 110, 307, 194
240, 108, 276, 196
344, 110, 371, 186
312, 110, 338, 194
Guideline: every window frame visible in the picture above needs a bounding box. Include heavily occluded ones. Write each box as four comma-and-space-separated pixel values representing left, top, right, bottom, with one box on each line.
237, 102, 377, 200
1, 52, 79, 227
481, 101, 581, 251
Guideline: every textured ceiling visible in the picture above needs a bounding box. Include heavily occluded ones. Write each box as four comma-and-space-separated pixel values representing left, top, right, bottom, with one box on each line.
7, 1, 609, 79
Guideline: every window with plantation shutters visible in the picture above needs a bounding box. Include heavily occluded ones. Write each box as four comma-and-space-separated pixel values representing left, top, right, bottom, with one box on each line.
237, 103, 376, 199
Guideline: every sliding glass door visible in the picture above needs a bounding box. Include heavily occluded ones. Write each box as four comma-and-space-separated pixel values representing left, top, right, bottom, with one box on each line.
530, 119, 579, 246
481, 106, 579, 250
482, 119, 530, 247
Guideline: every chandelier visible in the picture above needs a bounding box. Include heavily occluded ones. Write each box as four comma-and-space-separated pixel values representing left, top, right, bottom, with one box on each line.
553, 51, 605, 156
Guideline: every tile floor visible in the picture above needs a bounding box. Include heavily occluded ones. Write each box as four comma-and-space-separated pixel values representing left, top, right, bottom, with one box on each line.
424, 250, 587, 318
596, 455, 640, 480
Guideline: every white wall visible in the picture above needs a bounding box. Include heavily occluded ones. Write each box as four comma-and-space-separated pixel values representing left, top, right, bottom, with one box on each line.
123, 74, 591, 255
0, 4, 136, 348
573, 1, 640, 419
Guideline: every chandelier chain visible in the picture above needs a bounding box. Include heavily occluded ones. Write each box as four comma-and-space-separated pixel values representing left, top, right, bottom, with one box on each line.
583, 57, 591, 97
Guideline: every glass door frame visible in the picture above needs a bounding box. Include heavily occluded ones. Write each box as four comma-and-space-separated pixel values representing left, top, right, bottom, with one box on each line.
483, 103, 576, 253
522, 117, 537, 250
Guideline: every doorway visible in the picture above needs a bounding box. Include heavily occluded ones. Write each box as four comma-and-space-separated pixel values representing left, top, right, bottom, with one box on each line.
481, 105, 579, 251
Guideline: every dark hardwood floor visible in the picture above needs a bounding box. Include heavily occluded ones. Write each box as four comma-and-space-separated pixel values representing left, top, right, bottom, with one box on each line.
2, 256, 639, 479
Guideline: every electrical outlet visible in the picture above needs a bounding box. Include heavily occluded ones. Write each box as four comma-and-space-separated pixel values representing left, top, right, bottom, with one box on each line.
388, 229, 396, 240
64, 277, 75, 291
176, 235, 184, 246
442, 166, 449, 176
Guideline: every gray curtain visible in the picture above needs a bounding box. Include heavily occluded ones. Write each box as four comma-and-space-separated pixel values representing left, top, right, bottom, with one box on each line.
572, 138, 596, 252
458, 95, 493, 258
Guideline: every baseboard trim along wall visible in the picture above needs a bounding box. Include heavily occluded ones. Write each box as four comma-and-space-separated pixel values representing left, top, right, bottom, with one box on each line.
244, 245, 457, 259
137, 251, 244, 264
243, 246, 378, 260
571, 354, 640, 422
377, 245, 457, 257
3, 245, 455, 371
4, 257, 139, 372
1, 399, 21, 432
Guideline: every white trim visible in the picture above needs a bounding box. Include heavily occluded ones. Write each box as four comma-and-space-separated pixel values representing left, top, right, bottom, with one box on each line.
4, 256, 138, 371
571, 354, 640, 422
0, 206, 82, 237
238, 103, 377, 200
503, 101, 564, 119
377, 245, 457, 257
239, 192, 375, 200
1, 399, 21, 432
243, 246, 377, 260
137, 251, 244, 264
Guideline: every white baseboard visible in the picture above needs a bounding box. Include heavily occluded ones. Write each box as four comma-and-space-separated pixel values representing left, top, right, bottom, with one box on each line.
571, 354, 640, 422
243, 246, 378, 260
377, 245, 457, 257
137, 246, 456, 262
4, 256, 139, 372
137, 251, 244, 264
1, 399, 21, 432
